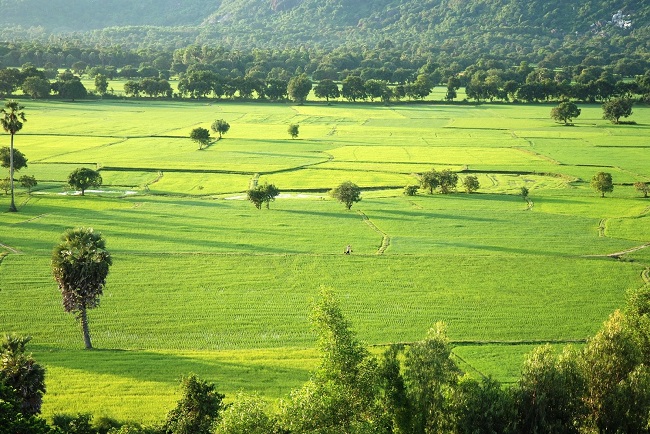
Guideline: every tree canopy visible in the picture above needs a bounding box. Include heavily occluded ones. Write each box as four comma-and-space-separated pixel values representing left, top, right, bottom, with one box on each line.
330, 181, 361, 210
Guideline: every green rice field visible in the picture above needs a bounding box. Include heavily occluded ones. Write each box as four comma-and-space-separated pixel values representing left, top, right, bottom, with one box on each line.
1, 99, 649, 423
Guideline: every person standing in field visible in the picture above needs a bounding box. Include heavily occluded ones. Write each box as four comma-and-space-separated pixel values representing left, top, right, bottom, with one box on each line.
345, 245, 352, 254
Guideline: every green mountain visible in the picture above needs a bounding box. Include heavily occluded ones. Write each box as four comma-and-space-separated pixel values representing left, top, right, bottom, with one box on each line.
0, 0, 648, 60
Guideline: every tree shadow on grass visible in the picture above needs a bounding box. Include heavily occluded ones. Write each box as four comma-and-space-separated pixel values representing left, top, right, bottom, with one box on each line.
32, 346, 312, 394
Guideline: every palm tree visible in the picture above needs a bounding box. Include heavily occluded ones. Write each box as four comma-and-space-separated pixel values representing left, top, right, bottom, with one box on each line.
0, 100, 26, 212
52, 228, 112, 349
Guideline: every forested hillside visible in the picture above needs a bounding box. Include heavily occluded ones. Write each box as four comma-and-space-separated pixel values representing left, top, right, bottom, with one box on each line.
1, 0, 648, 57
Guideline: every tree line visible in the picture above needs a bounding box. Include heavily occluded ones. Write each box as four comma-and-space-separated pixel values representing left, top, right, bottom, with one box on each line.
4, 285, 650, 433
2, 63, 650, 106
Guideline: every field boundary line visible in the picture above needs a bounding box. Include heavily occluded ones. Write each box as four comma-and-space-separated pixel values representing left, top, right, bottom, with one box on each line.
369, 338, 588, 347
515, 146, 562, 165
451, 351, 488, 379
583, 243, 650, 259
14, 213, 50, 225
0, 242, 21, 255
357, 210, 390, 254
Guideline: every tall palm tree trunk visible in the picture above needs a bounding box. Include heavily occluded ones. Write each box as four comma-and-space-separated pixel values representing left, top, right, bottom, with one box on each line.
80, 307, 93, 349
9, 133, 16, 212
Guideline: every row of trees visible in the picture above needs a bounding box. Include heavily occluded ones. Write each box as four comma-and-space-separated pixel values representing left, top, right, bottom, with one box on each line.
3, 58, 650, 103
6, 284, 650, 433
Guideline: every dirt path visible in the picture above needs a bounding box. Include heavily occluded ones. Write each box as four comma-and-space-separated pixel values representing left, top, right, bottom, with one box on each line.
357, 211, 390, 254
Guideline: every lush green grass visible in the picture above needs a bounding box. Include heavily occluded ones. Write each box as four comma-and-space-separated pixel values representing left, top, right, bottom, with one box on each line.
0, 99, 649, 423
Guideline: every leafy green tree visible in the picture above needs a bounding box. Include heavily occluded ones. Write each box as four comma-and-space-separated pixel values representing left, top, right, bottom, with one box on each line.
287, 73, 312, 104
0, 335, 46, 416
265, 78, 288, 101
52, 413, 95, 434
378, 345, 412, 433
330, 181, 361, 210
438, 169, 459, 194
634, 181, 649, 198
462, 175, 480, 193
247, 182, 279, 209
0, 100, 26, 212
190, 127, 211, 150
364, 79, 389, 102
0, 68, 22, 97
0, 381, 52, 434
602, 98, 633, 124
51, 227, 112, 350
0, 147, 28, 173
287, 123, 299, 139
94, 74, 109, 95
0, 177, 10, 194
445, 76, 460, 101
419, 169, 440, 194
513, 345, 586, 434
451, 375, 514, 434
214, 392, 273, 434
581, 310, 650, 433
314, 79, 340, 102
279, 288, 382, 433
67, 167, 102, 196
57, 79, 87, 101
163, 374, 225, 434
403, 185, 419, 196
210, 119, 230, 139
591, 172, 613, 198
21, 77, 51, 99
403, 323, 460, 434
550, 101, 581, 125
123, 80, 141, 97
19, 174, 37, 193
341, 75, 366, 102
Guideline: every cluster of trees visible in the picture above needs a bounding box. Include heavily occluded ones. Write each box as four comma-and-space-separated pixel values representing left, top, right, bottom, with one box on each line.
414, 169, 480, 195
247, 182, 280, 209
2, 36, 650, 104
7, 285, 650, 433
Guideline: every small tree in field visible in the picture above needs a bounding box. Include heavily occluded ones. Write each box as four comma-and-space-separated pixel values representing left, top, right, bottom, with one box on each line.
247, 182, 280, 209
591, 172, 614, 198
190, 127, 211, 150
19, 175, 37, 193
288, 124, 299, 139
634, 182, 648, 198
404, 185, 419, 196
67, 167, 102, 195
602, 98, 633, 124
419, 169, 440, 194
211, 119, 230, 139
551, 101, 581, 125
330, 181, 361, 210
438, 169, 459, 194
462, 175, 480, 193
0, 177, 10, 194
51, 228, 112, 349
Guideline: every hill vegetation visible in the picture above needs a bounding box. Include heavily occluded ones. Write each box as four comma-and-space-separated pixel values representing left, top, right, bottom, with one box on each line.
1, 0, 649, 63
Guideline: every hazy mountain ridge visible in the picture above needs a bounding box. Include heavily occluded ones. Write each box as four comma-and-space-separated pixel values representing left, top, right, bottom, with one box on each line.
0, 0, 648, 54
